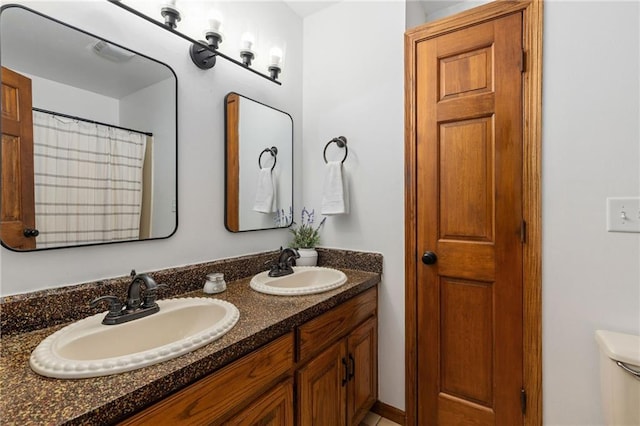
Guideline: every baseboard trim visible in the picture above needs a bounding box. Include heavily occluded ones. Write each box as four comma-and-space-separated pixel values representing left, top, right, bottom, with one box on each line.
371, 401, 406, 425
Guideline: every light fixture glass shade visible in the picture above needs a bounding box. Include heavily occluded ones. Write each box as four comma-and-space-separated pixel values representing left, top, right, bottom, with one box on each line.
269, 46, 283, 68
162, 0, 180, 12
207, 10, 223, 35
240, 32, 255, 53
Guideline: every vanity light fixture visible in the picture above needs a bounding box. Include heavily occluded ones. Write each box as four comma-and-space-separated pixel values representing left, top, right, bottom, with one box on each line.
268, 46, 283, 80
160, 0, 181, 29
239, 32, 256, 67
107, 0, 282, 85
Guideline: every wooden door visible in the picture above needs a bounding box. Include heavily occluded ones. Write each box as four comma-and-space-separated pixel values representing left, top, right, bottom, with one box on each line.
297, 339, 347, 426
346, 317, 377, 426
1, 66, 36, 250
415, 13, 524, 425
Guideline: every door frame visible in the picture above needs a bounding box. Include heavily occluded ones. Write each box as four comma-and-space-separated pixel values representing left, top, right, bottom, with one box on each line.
404, 1, 543, 425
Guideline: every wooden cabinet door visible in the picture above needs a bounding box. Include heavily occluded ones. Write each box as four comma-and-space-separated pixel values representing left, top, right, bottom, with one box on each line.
225, 379, 294, 426
297, 340, 347, 426
346, 316, 377, 426
1, 66, 36, 250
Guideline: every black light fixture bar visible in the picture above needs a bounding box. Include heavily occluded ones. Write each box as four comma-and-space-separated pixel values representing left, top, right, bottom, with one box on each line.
107, 0, 282, 86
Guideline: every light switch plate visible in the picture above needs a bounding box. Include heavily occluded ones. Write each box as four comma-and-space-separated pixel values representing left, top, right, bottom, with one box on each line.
606, 197, 640, 233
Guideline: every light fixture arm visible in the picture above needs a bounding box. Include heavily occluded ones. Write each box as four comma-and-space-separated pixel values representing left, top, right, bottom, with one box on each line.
269, 65, 281, 80
240, 50, 255, 67
107, 0, 281, 85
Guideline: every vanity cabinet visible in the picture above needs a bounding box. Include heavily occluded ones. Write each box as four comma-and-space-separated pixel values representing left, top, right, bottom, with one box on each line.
120, 287, 377, 426
297, 289, 378, 426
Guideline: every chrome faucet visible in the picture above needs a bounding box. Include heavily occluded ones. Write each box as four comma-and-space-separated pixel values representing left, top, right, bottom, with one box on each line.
268, 247, 300, 277
90, 270, 161, 325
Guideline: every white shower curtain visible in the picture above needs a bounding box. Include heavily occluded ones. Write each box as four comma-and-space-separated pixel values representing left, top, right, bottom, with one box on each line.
32, 111, 147, 248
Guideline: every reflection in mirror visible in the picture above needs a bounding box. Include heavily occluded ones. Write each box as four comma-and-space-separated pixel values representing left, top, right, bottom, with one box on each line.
225, 92, 293, 232
0, 5, 177, 251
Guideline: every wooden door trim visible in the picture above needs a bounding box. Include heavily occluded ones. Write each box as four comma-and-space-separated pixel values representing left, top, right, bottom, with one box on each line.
404, 1, 543, 425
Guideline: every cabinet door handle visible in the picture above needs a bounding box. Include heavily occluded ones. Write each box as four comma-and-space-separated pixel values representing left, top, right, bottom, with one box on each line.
348, 354, 355, 381
341, 357, 348, 386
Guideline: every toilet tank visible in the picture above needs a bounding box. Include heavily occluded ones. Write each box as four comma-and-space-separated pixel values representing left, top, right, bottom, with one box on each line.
595, 330, 640, 426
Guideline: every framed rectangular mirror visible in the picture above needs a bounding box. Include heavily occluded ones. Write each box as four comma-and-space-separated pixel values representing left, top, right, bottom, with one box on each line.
225, 92, 293, 232
0, 4, 177, 251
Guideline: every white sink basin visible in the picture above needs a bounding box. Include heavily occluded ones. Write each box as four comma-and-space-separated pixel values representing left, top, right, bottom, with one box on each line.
29, 297, 239, 379
250, 266, 347, 296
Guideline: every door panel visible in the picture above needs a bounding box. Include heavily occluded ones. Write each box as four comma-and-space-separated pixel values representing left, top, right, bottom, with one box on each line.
416, 13, 523, 425
439, 394, 495, 425
1, 66, 35, 250
439, 117, 495, 241
440, 278, 493, 405
440, 47, 493, 100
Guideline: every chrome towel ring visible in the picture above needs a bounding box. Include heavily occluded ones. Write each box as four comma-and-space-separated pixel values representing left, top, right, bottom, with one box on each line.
323, 136, 348, 164
258, 146, 278, 171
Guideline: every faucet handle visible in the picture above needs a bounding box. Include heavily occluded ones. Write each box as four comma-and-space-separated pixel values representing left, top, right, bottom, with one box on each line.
141, 283, 166, 308
90, 295, 124, 318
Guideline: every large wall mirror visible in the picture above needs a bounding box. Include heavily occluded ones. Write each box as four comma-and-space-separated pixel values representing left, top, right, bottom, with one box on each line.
0, 5, 177, 251
225, 92, 293, 232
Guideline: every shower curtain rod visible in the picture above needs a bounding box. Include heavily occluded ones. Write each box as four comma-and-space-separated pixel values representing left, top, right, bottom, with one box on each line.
32, 107, 153, 137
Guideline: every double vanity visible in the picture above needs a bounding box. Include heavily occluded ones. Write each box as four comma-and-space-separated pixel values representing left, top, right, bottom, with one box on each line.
0, 249, 381, 425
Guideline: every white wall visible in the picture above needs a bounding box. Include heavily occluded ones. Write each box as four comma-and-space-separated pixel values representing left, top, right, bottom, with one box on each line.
542, 2, 640, 425
405, 0, 426, 29
423, 0, 490, 22
302, 1, 406, 410
0, 1, 303, 295
28, 73, 119, 124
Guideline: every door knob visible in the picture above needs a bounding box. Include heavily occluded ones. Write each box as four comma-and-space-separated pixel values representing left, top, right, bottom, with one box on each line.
421, 251, 437, 265
23, 228, 39, 238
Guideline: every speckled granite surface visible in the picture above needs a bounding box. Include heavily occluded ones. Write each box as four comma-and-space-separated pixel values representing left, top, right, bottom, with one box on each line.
0, 249, 382, 425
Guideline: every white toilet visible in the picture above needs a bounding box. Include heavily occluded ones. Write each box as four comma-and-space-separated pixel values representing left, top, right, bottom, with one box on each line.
595, 330, 640, 425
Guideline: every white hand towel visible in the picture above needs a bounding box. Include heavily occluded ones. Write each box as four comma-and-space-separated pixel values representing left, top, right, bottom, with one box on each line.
321, 161, 349, 215
253, 168, 276, 213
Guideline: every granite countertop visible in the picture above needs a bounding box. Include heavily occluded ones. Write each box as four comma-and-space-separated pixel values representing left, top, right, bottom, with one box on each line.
0, 268, 380, 425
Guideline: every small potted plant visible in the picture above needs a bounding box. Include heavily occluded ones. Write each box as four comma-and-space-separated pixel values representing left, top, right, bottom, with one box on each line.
288, 207, 326, 266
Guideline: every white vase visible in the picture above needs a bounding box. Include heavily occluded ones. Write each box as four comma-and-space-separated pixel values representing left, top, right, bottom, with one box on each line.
296, 248, 318, 266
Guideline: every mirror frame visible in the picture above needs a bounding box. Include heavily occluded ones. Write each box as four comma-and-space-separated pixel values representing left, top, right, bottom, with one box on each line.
224, 92, 293, 233
0, 4, 179, 252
